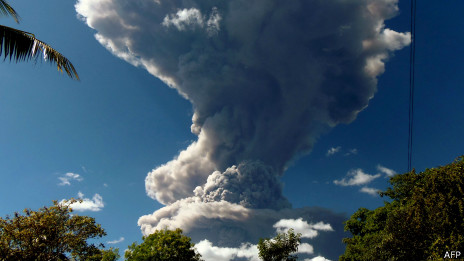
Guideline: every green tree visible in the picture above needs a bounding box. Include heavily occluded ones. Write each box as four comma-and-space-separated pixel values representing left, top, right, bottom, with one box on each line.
101, 247, 120, 261
0, 199, 114, 260
257, 228, 302, 261
0, 0, 79, 79
125, 228, 203, 261
340, 156, 464, 261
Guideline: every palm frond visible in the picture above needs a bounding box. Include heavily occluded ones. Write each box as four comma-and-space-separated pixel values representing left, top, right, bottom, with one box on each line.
0, 0, 19, 23
0, 25, 79, 80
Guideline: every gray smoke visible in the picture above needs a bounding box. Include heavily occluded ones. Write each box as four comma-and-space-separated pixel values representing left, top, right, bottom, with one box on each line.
194, 161, 291, 210
75, 0, 409, 259
138, 200, 348, 259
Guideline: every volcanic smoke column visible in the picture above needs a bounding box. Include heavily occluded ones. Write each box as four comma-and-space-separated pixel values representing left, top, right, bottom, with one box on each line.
75, 0, 410, 243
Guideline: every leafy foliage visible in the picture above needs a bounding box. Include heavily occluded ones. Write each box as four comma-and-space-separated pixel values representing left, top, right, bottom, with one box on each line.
257, 228, 302, 261
340, 156, 464, 260
0, 0, 79, 79
0, 0, 19, 22
0, 199, 114, 260
125, 228, 203, 261
101, 247, 120, 261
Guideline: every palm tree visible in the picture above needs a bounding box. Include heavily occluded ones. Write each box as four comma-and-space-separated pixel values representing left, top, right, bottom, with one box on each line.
1, 0, 79, 80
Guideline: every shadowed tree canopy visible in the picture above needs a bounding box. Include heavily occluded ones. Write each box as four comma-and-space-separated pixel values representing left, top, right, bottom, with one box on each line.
0, 199, 118, 260
257, 228, 302, 261
0, 0, 79, 79
340, 156, 464, 260
125, 228, 203, 261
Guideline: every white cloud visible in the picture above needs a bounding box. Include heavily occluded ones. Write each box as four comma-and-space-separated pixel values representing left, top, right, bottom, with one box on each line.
344, 148, 358, 156
304, 256, 332, 261
326, 146, 341, 156
138, 199, 347, 260
382, 29, 412, 51
377, 164, 396, 177
360, 187, 380, 197
63, 192, 104, 212
333, 169, 381, 186
145, 136, 216, 205
107, 237, 125, 244
196, 237, 315, 260
162, 7, 221, 35
273, 218, 333, 239
162, 8, 204, 31
298, 243, 314, 254
206, 7, 221, 36
195, 240, 259, 261
362, 28, 411, 77
138, 198, 250, 234
311, 222, 334, 231
58, 172, 83, 186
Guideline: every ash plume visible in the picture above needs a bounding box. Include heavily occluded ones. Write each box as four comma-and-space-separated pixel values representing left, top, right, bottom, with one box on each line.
75, 0, 409, 259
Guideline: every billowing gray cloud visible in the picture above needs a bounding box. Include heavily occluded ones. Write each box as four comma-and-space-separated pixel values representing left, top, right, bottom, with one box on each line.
75, 0, 408, 259
138, 200, 347, 260
194, 217, 332, 261
194, 161, 291, 210
76, 0, 409, 205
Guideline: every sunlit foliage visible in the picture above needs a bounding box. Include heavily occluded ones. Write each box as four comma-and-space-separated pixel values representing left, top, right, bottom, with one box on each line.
0, 199, 116, 260
257, 228, 302, 261
340, 156, 464, 260
125, 228, 203, 261
0, 0, 79, 79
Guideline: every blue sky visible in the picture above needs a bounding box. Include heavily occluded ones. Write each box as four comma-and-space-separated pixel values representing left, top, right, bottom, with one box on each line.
1, 0, 463, 260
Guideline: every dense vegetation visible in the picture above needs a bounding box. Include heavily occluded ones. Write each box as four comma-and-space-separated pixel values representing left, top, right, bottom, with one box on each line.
258, 228, 301, 261
340, 156, 464, 260
0, 200, 201, 261
125, 228, 203, 261
0, 199, 118, 260
0, 0, 78, 79
2, 158, 463, 260
0, 199, 305, 261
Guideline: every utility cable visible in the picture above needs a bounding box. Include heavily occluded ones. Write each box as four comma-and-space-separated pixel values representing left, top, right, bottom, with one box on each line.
408, 0, 417, 172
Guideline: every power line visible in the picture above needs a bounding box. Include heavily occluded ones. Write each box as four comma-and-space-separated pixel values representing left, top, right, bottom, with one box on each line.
408, 0, 417, 172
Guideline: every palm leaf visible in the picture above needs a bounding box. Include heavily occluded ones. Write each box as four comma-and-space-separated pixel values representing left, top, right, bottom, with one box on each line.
0, 25, 79, 80
0, 0, 19, 23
